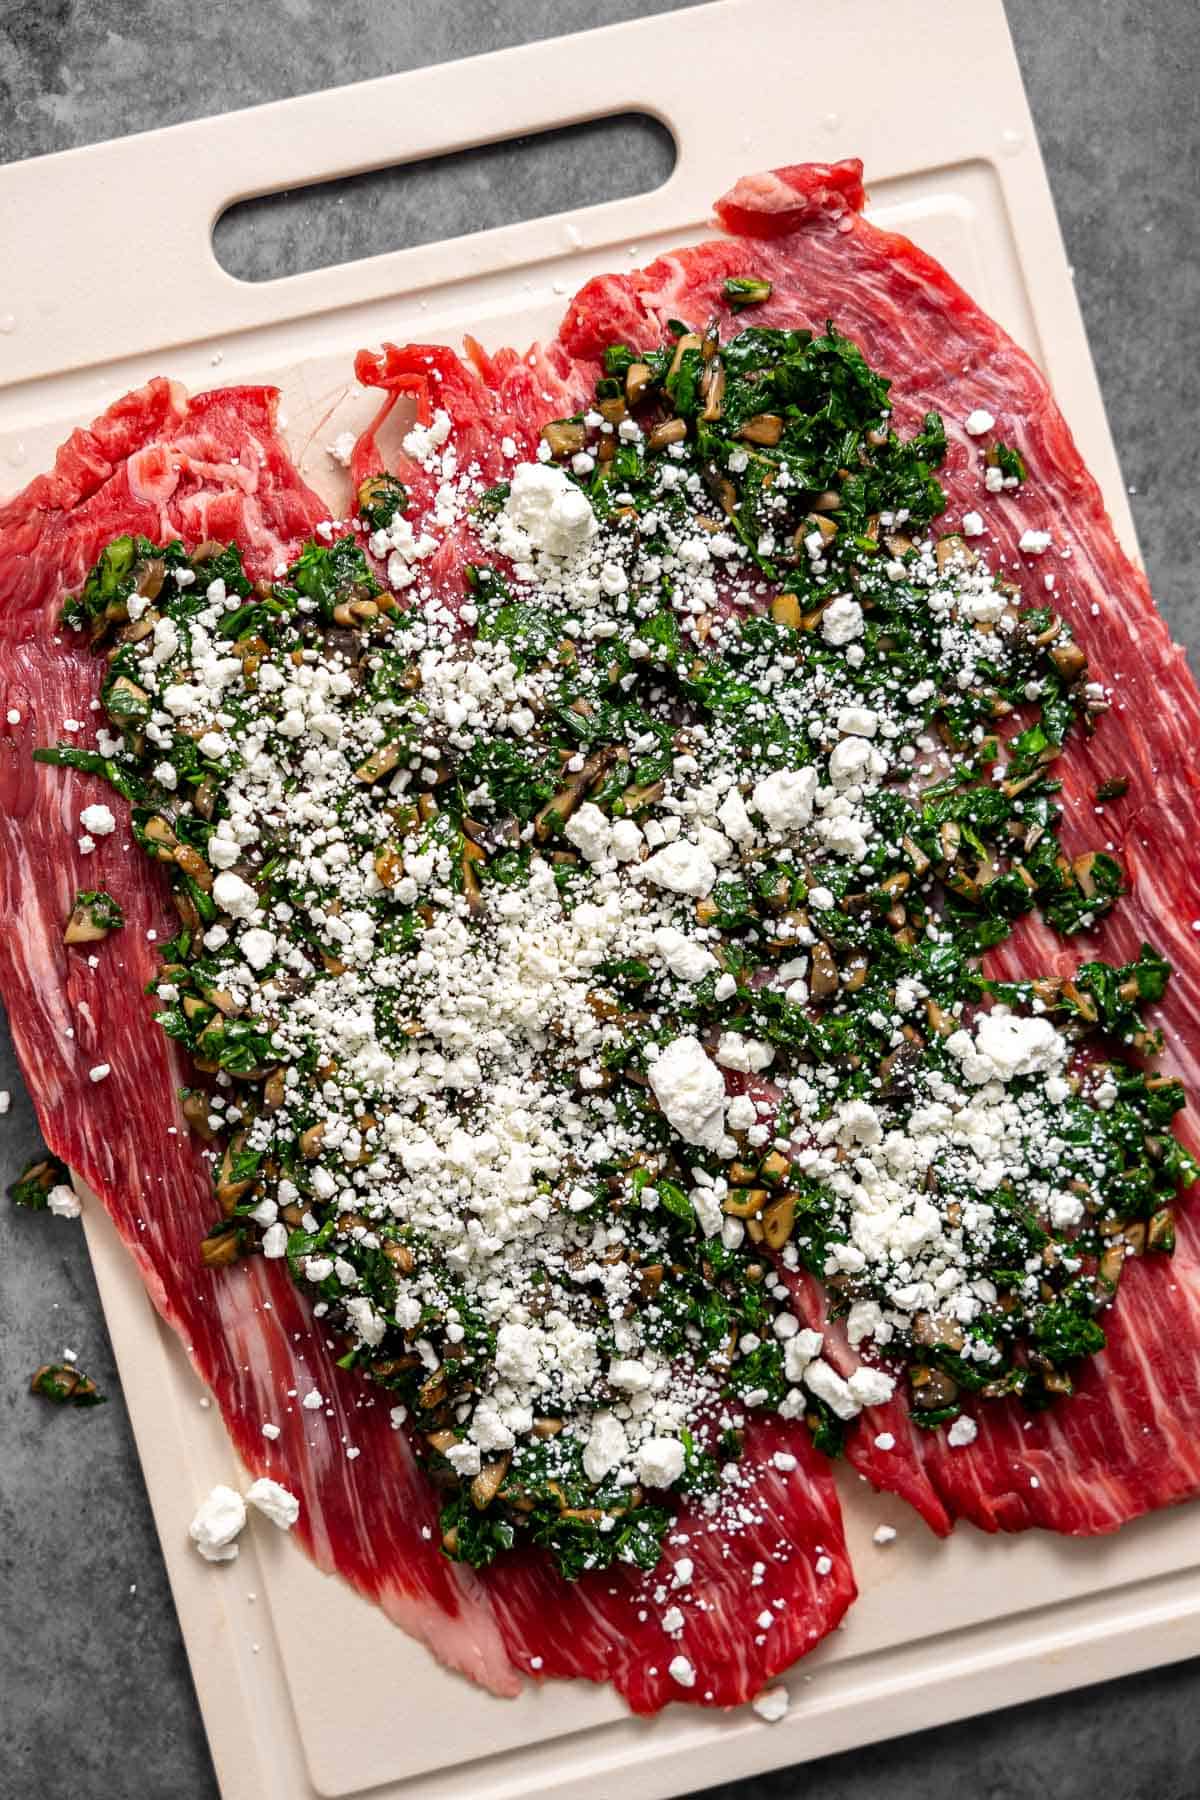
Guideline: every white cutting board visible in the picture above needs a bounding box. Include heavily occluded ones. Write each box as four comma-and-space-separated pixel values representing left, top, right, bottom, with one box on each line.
3, 4, 1194, 1797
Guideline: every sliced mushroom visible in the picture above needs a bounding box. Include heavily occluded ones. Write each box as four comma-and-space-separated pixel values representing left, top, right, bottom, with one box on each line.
1049, 639, 1088, 681
299, 1122, 326, 1158
722, 1188, 768, 1219
63, 897, 118, 944
668, 332, 702, 377
174, 844, 214, 891
1147, 1207, 1176, 1254
910, 1366, 959, 1410
105, 674, 151, 724
761, 1192, 796, 1251
808, 942, 839, 999
739, 412, 784, 446
1071, 851, 1104, 899
200, 1230, 242, 1269
470, 1454, 511, 1511
181, 1091, 217, 1142
355, 742, 403, 783
624, 362, 654, 406
647, 418, 688, 452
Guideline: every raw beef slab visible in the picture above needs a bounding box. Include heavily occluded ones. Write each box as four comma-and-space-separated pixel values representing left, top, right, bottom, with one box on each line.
551, 157, 1200, 1539
0, 368, 852, 1711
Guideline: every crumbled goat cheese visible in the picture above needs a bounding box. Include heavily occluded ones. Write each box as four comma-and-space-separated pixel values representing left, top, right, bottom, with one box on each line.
635, 1435, 687, 1489
501, 461, 598, 560
189, 1485, 246, 1562
819, 595, 864, 646
46, 1184, 82, 1219
326, 431, 356, 467
79, 803, 116, 836
752, 766, 818, 833
212, 872, 259, 919
640, 839, 718, 897
715, 1032, 775, 1074
752, 1687, 790, 1723
648, 1037, 728, 1154
652, 926, 717, 984
245, 1477, 300, 1530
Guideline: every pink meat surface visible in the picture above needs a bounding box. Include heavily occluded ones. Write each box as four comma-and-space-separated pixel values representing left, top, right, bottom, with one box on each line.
0, 369, 853, 1713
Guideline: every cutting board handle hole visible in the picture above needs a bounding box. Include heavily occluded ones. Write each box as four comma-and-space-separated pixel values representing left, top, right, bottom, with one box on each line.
213, 113, 676, 282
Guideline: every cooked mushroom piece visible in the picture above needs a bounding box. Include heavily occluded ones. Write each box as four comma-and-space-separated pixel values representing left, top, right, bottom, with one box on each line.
104, 674, 151, 725
540, 419, 587, 458
356, 472, 409, 530
1049, 639, 1088, 681
31, 1363, 104, 1406
624, 362, 654, 406
647, 418, 688, 452
200, 1229, 243, 1269
470, 1455, 511, 1510
354, 742, 403, 783
739, 412, 784, 446
910, 1366, 959, 1410
63, 889, 124, 945
808, 942, 839, 999
761, 1192, 796, 1250
700, 359, 726, 422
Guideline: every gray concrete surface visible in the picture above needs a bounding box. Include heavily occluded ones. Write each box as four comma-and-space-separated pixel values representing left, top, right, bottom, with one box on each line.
0, 3, 1197, 1797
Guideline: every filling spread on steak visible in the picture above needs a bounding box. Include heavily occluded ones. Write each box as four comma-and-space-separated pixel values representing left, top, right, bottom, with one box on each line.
5, 160, 1198, 1711
36, 310, 1191, 1592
